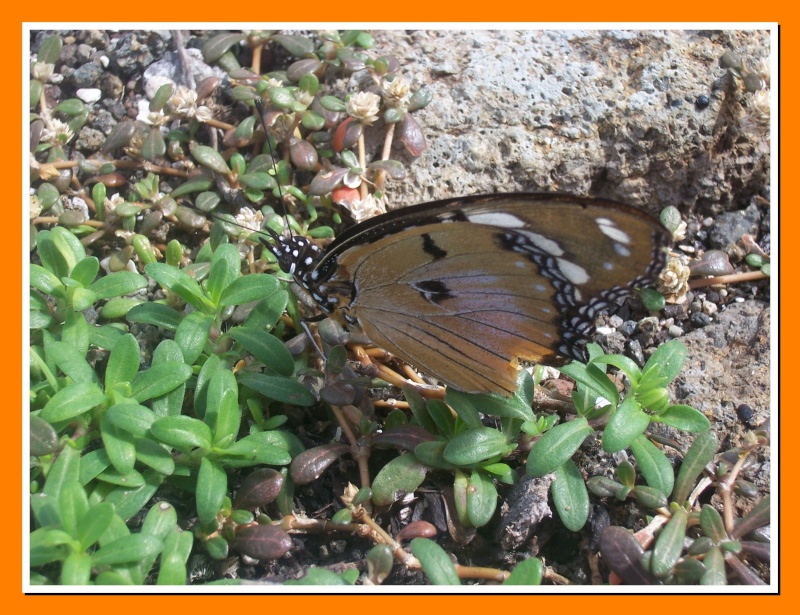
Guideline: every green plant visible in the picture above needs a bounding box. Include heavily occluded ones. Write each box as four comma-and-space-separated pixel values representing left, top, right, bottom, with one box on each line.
526, 340, 709, 530
597, 429, 770, 585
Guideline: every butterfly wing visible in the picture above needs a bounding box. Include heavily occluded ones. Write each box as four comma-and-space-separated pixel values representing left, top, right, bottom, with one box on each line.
312, 194, 670, 395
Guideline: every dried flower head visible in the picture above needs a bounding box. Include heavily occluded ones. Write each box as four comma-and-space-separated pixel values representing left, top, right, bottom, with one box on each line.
40, 118, 74, 145
233, 207, 265, 240
671, 218, 688, 242
195, 106, 214, 123
742, 89, 771, 139
657, 253, 691, 304
165, 85, 198, 119
346, 193, 387, 224
31, 61, 54, 82
381, 75, 410, 108
346, 91, 381, 125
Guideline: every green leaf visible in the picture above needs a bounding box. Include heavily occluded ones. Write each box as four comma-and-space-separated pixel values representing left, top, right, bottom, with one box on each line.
560, 361, 619, 407
69, 256, 99, 287
643, 340, 687, 384
191, 144, 230, 174
503, 558, 543, 585
238, 373, 315, 406
205, 369, 241, 445
105, 403, 156, 437
412, 440, 455, 470
371, 454, 428, 506
30, 264, 64, 297
527, 417, 593, 477
103, 469, 164, 522
77, 502, 115, 550
130, 362, 192, 403
591, 353, 643, 383
443, 427, 513, 466
551, 459, 590, 531
61, 312, 89, 359
425, 399, 457, 437
699, 546, 727, 585
104, 334, 141, 392
58, 480, 88, 537
271, 34, 315, 57
672, 431, 718, 505
41, 382, 105, 422
700, 504, 727, 543
150, 339, 187, 418
135, 438, 175, 475
220, 432, 293, 468
170, 175, 215, 198
227, 327, 294, 376
467, 471, 497, 528
150, 415, 213, 452
173, 311, 214, 365
196, 458, 227, 526
630, 435, 674, 497
201, 32, 245, 63
125, 303, 182, 331
218, 273, 281, 307
100, 413, 137, 474
602, 396, 650, 453
410, 538, 460, 585
445, 374, 535, 423
61, 551, 92, 585
657, 404, 710, 433
71, 287, 97, 311
243, 291, 289, 330
91, 534, 163, 566
88, 271, 147, 300
141, 127, 166, 161
157, 530, 194, 585
46, 340, 97, 384
30, 415, 58, 456
145, 263, 215, 312
650, 507, 688, 577
38, 34, 63, 64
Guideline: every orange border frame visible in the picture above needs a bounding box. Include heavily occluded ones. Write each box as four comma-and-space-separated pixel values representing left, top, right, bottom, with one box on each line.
12, 8, 788, 613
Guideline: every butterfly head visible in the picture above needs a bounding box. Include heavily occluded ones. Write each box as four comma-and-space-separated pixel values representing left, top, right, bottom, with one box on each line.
259, 227, 336, 311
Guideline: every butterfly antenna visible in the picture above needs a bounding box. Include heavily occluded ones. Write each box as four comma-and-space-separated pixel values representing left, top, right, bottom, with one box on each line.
254, 98, 292, 239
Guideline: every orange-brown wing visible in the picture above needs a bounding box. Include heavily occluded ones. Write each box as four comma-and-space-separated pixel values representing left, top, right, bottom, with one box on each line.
318, 196, 669, 395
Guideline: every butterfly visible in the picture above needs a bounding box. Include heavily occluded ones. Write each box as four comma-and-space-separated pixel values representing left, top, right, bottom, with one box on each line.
258, 193, 671, 396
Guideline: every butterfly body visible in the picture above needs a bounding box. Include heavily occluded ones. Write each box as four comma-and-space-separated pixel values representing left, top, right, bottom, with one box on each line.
263, 194, 670, 395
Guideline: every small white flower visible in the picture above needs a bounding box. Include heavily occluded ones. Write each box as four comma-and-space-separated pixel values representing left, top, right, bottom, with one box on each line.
347, 193, 387, 223
32, 61, 54, 82
195, 106, 214, 123
40, 118, 74, 145
743, 88, 770, 138
381, 75, 410, 108
657, 253, 691, 304
233, 207, 264, 240
294, 89, 314, 108
166, 85, 198, 119
671, 219, 688, 242
346, 91, 381, 125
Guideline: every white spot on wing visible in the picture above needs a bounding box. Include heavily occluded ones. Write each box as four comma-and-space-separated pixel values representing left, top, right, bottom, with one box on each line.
614, 243, 631, 257
596, 218, 631, 244
557, 258, 589, 285
518, 230, 564, 256
467, 212, 526, 228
